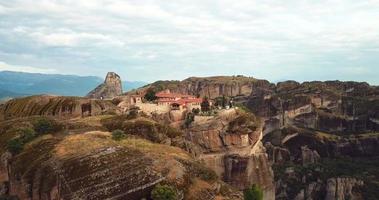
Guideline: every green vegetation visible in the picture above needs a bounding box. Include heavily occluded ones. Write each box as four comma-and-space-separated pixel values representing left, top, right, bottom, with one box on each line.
7, 137, 24, 154
228, 111, 259, 134
192, 108, 200, 115
33, 117, 62, 135
111, 129, 126, 141
5, 117, 62, 154
201, 96, 210, 112
101, 114, 138, 131
273, 157, 379, 200
144, 88, 157, 101
151, 184, 178, 200
7, 127, 37, 154
243, 184, 263, 200
179, 159, 218, 182
102, 115, 183, 142
184, 112, 195, 128
214, 95, 229, 108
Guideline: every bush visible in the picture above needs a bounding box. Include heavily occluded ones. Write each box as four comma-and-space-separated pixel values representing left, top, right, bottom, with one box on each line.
151, 184, 178, 200
19, 128, 36, 141
144, 88, 157, 101
33, 118, 62, 135
7, 138, 24, 154
184, 112, 195, 128
101, 114, 138, 131
228, 112, 258, 134
244, 184, 263, 200
112, 130, 126, 141
157, 124, 182, 138
192, 108, 200, 115
7, 128, 36, 154
201, 96, 210, 112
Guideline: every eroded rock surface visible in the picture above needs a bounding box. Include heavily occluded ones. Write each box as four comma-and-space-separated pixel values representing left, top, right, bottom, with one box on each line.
185, 109, 275, 200
87, 72, 123, 99
0, 95, 118, 120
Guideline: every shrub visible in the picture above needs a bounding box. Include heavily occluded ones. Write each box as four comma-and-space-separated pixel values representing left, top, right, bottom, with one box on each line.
6, 128, 37, 154
101, 114, 140, 131
228, 112, 258, 134
127, 107, 139, 119
192, 108, 200, 115
184, 112, 195, 128
144, 88, 157, 101
201, 96, 210, 112
33, 118, 62, 135
112, 130, 126, 141
19, 128, 36, 141
157, 125, 182, 138
243, 184, 263, 200
7, 138, 24, 154
151, 184, 178, 200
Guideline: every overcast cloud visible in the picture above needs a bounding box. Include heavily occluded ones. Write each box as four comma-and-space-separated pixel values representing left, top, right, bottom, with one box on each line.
0, 0, 378, 84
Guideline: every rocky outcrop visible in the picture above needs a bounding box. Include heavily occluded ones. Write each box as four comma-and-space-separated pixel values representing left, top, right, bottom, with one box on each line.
1, 132, 233, 200
325, 178, 363, 200
301, 146, 320, 166
185, 109, 275, 199
128, 75, 272, 99
0, 95, 118, 120
87, 72, 123, 99
265, 142, 290, 164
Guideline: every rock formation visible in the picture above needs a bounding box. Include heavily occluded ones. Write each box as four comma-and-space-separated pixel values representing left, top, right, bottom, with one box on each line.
185, 109, 275, 199
325, 178, 363, 200
87, 72, 123, 99
0, 95, 119, 120
0, 130, 238, 200
128, 75, 273, 99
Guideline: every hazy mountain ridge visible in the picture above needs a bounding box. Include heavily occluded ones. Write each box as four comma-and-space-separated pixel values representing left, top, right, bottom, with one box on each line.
0, 71, 147, 98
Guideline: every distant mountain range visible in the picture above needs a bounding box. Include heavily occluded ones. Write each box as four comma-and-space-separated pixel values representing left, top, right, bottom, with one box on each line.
0, 71, 147, 100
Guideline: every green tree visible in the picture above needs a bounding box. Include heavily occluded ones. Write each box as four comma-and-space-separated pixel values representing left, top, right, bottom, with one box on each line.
7, 128, 37, 154
111, 129, 126, 141
184, 112, 195, 128
201, 96, 210, 112
151, 184, 178, 200
144, 88, 157, 101
243, 184, 263, 200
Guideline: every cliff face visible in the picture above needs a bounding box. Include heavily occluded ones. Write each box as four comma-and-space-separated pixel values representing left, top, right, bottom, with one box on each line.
250, 80, 379, 200
129, 75, 272, 99
185, 109, 275, 200
86, 72, 123, 99
0, 95, 118, 120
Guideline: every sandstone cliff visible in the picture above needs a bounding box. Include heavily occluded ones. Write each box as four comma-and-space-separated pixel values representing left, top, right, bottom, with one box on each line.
87, 72, 123, 99
128, 75, 272, 99
0, 95, 118, 120
185, 109, 275, 200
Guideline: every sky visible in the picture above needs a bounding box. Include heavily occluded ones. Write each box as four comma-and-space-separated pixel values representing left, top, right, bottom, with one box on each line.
0, 0, 379, 84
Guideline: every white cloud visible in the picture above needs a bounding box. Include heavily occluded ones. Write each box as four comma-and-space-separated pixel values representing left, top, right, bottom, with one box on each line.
0, 0, 378, 83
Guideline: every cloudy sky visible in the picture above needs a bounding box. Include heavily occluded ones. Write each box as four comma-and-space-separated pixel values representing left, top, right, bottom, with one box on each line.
0, 0, 378, 84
